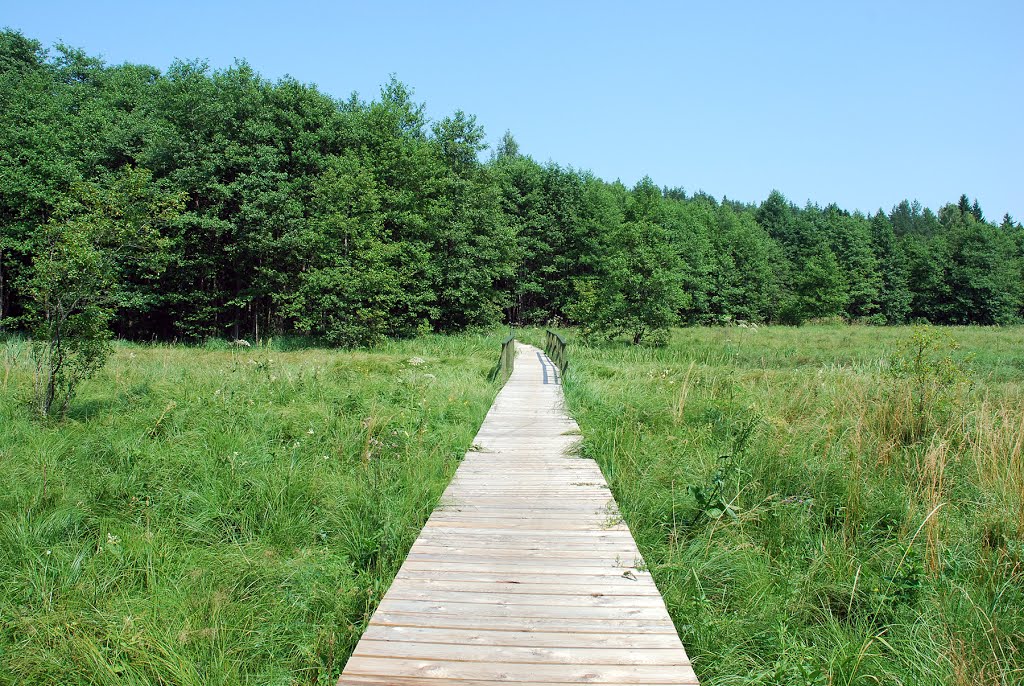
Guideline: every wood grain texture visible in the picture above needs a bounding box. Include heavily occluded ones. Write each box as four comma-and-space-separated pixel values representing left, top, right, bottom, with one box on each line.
337, 343, 697, 685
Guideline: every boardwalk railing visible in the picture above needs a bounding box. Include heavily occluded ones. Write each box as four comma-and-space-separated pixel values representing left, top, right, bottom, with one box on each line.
545, 329, 568, 374
489, 334, 516, 381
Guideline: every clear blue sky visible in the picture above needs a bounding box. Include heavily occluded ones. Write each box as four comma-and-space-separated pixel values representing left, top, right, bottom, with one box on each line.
4, 0, 1022, 220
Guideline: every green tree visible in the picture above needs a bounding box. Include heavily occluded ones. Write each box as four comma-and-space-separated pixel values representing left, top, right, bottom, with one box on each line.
659, 189, 713, 323
24, 166, 182, 415
938, 205, 1021, 324
870, 211, 912, 323
822, 206, 881, 319
427, 110, 515, 329
779, 245, 848, 324
491, 153, 552, 323
756, 190, 796, 245
569, 180, 683, 344
704, 204, 781, 323
970, 198, 984, 223
903, 232, 950, 322
495, 129, 520, 159
0, 32, 90, 328
286, 155, 398, 346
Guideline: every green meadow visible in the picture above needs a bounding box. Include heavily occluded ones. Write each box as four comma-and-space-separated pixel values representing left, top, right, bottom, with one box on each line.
560, 325, 1024, 685
2, 325, 1023, 685
0, 334, 502, 684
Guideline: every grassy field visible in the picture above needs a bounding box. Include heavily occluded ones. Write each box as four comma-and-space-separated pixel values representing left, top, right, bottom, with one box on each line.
557, 325, 1024, 686
3, 326, 1022, 685
0, 333, 504, 684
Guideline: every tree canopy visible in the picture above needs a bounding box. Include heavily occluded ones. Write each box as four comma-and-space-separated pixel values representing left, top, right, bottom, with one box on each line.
2, 30, 1022, 347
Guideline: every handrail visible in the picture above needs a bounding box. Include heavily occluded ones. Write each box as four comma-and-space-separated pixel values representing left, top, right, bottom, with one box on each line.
544, 329, 568, 375
489, 334, 516, 381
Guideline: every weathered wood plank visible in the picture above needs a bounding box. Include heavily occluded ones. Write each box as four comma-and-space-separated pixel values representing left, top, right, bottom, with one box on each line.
361, 625, 681, 648
368, 612, 679, 634
342, 657, 698, 683
398, 562, 646, 576
385, 578, 662, 596
354, 641, 690, 665
394, 570, 658, 585
382, 589, 669, 608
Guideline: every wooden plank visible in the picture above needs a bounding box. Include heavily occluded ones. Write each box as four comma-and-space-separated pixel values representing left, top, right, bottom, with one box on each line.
399, 562, 646, 575
342, 657, 698, 683
395, 570, 658, 585
437, 498, 618, 506
382, 588, 668, 607
422, 516, 621, 524
421, 524, 622, 536
407, 546, 642, 559
385, 579, 661, 596
407, 543, 641, 556
408, 548, 640, 560
354, 641, 689, 665
404, 554, 644, 567
342, 678, 688, 686
405, 552, 638, 561
337, 343, 697, 685
375, 598, 670, 620
361, 625, 681, 649
368, 612, 679, 634
416, 528, 635, 539
431, 502, 616, 512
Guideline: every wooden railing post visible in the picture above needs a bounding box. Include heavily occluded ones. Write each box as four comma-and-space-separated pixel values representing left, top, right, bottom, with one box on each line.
490, 334, 516, 382
544, 329, 568, 375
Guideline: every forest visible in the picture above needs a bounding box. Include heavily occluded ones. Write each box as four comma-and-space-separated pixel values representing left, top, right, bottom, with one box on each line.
2, 29, 1023, 349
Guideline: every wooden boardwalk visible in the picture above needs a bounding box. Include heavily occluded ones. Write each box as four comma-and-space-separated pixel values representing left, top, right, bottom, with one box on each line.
338, 343, 697, 685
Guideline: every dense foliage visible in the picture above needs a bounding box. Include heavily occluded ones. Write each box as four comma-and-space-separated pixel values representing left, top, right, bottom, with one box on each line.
2, 31, 1023, 346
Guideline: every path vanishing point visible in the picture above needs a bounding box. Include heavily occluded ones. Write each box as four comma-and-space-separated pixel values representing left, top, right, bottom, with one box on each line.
338, 342, 698, 685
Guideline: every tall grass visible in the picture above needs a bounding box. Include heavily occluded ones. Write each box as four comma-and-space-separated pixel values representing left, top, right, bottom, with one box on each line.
0, 333, 504, 684
563, 325, 1024, 686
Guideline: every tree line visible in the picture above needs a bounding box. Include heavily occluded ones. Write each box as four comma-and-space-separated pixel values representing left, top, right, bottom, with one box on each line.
3, 30, 1023, 351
